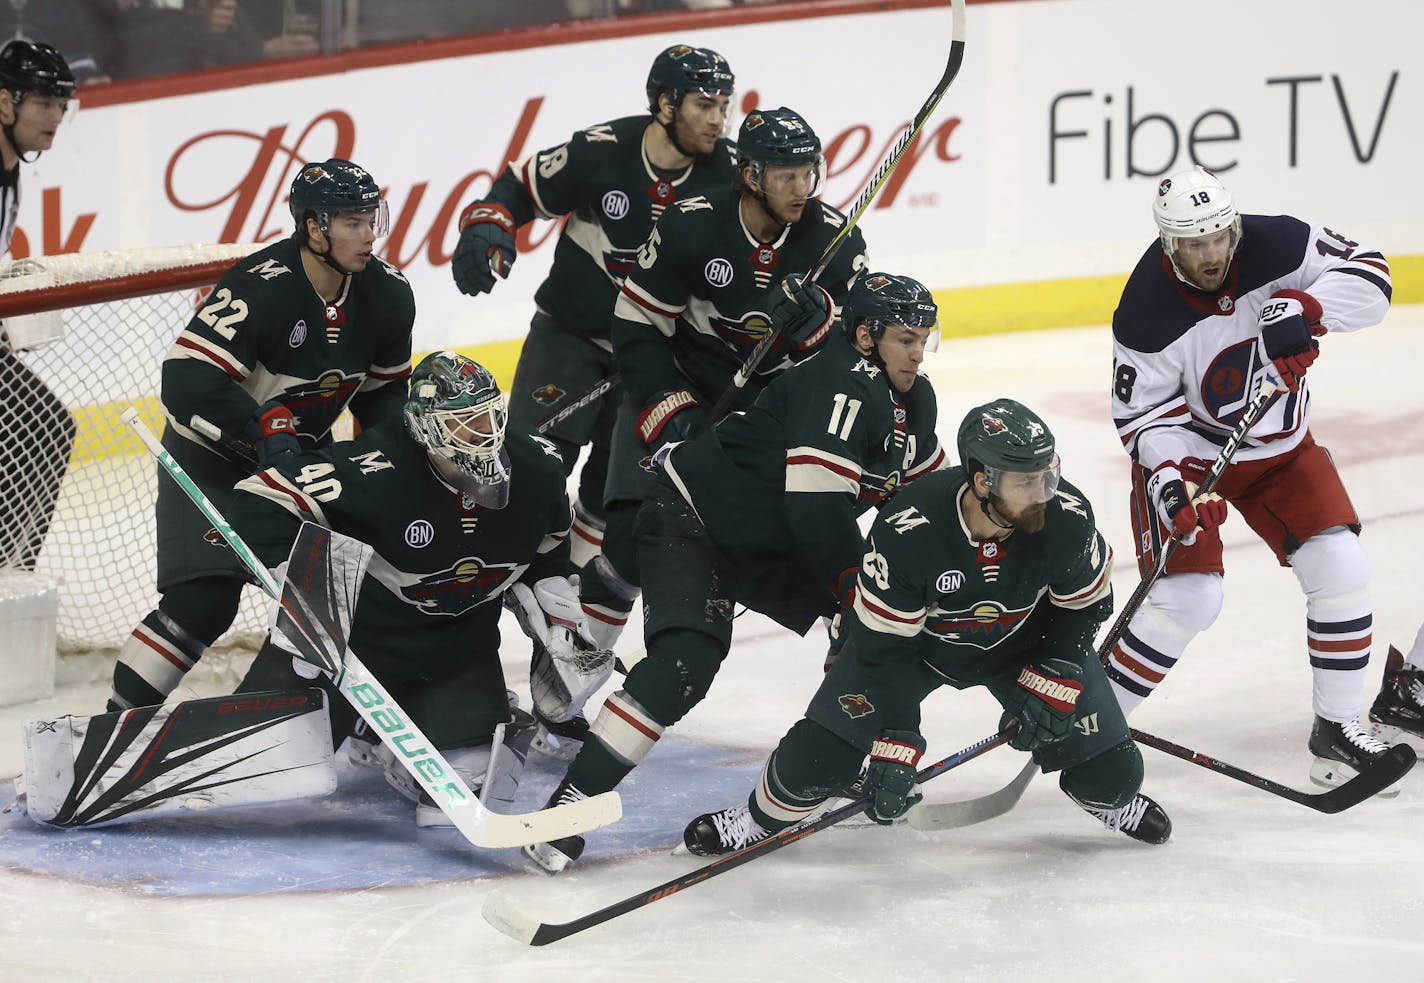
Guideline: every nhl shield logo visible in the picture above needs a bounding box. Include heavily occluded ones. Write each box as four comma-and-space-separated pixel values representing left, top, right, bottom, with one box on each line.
838, 693, 876, 718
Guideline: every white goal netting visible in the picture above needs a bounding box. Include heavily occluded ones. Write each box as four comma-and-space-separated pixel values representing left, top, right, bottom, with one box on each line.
0, 244, 275, 656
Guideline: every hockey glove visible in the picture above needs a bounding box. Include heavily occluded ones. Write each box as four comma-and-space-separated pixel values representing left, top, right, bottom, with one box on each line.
452, 201, 517, 296
1146, 462, 1226, 547
863, 730, 926, 824
999, 657, 1085, 751
243, 399, 301, 468
767, 273, 834, 349
636, 388, 706, 450
1257, 289, 1323, 392
506, 575, 613, 722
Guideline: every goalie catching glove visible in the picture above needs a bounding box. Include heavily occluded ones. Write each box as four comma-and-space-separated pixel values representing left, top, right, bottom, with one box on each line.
999, 657, 1085, 751
506, 575, 613, 722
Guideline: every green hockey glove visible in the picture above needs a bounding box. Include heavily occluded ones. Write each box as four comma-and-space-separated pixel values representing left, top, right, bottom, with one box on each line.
998, 657, 1085, 751
863, 730, 925, 824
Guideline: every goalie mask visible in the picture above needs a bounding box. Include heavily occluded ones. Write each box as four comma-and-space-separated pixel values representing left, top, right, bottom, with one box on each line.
404, 352, 511, 509
1154, 166, 1242, 290
957, 399, 1061, 519
841, 271, 940, 355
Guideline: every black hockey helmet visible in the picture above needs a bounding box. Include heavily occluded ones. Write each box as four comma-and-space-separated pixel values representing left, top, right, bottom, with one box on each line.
0, 40, 76, 102
645, 44, 735, 114
841, 272, 939, 346
288, 158, 388, 237
737, 107, 822, 169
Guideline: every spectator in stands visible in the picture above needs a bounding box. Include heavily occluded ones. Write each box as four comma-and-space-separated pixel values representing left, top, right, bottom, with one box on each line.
0, 41, 78, 571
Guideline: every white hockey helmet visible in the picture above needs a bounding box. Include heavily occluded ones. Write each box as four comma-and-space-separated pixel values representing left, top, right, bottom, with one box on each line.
1153, 166, 1242, 284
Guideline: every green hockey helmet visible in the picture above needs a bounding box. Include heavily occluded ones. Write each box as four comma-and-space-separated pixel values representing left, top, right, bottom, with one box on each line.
404, 352, 511, 508
956, 399, 1060, 504
645, 44, 735, 114
842, 272, 939, 346
288, 158, 389, 238
738, 107, 822, 168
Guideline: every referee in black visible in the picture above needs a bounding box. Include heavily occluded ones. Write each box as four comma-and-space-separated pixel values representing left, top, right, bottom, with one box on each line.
0, 41, 77, 570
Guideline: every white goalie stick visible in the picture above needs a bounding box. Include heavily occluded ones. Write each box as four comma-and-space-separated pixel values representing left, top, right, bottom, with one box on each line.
702, 0, 968, 426
121, 408, 622, 848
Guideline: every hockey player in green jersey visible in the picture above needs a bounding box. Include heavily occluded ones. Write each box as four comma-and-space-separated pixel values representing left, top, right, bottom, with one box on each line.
587, 105, 869, 661
524, 272, 940, 873
226, 352, 612, 824
680, 399, 1173, 858
450, 45, 737, 648
107, 158, 415, 712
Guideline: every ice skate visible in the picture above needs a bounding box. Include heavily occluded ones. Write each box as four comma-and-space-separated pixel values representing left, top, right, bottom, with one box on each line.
1069, 791, 1172, 844
1368, 646, 1424, 743
522, 780, 588, 873
681, 803, 773, 857
1309, 714, 1399, 795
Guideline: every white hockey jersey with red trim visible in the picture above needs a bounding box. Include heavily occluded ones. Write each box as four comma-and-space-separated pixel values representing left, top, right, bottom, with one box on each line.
1111, 214, 1391, 473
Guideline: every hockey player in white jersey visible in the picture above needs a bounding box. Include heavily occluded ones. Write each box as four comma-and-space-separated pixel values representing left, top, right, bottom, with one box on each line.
1105, 165, 1397, 789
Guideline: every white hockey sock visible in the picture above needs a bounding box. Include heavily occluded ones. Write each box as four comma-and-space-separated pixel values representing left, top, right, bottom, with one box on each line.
1293, 528, 1372, 722
1104, 574, 1221, 717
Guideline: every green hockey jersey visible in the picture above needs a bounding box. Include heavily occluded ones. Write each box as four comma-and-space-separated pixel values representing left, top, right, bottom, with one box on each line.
228, 422, 574, 672
613, 187, 869, 413
663, 328, 944, 593
162, 237, 415, 456
848, 467, 1114, 717
487, 114, 738, 338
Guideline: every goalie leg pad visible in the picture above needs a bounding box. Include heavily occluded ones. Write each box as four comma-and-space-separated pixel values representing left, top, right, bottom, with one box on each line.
21, 689, 335, 828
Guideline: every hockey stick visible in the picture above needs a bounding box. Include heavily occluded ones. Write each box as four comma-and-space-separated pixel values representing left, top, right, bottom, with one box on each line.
1130, 728, 1415, 814
534, 374, 620, 434
121, 408, 622, 848
907, 757, 1037, 831
481, 722, 1015, 947
911, 376, 1282, 830
702, 0, 968, 426
1098, 374, 1280, 657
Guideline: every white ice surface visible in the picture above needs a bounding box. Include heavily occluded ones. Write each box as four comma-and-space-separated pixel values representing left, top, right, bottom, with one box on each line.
3, 307, 1423, 982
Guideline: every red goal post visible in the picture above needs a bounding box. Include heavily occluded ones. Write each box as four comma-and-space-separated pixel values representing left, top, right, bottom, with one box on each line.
0, 243, 275, 656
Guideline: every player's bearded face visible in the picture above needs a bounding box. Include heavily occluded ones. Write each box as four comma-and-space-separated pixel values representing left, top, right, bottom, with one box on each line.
990, 493, 1048, 534
1173, 228, 1234, 292
673, 92, 731, 154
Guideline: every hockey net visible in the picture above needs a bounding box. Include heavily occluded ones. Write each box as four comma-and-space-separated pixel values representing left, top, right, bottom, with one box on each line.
0, 244, 279, 659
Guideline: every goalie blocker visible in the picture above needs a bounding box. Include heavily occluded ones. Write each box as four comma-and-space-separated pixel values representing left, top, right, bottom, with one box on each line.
19, 689, 335, 828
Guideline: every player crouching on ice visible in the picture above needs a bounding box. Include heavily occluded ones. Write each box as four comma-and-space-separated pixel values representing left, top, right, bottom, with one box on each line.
683, 400, 1172, 856
18, 353, 614, 830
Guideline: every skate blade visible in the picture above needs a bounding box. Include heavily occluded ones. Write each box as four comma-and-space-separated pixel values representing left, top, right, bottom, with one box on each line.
1309, 756, 1402, 798
522, 841, 576, 875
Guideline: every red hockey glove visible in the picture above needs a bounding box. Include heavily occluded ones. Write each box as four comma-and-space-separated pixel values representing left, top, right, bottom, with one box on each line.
1258, 290, 1323, 392
1146, 463, 1227, 547
243, 400, 301, 468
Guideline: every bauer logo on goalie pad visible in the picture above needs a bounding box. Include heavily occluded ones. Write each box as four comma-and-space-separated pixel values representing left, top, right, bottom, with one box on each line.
20, 689, 336, 829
